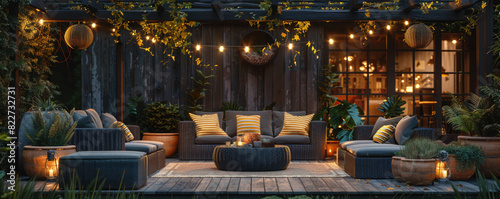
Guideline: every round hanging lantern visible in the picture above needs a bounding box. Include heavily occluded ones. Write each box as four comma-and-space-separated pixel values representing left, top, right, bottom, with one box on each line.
64, 24, 94, 49
240, 30, 278, 66
404, 24, 433, 48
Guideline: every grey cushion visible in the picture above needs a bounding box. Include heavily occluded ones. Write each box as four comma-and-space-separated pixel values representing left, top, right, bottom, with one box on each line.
395, 116, 419, 145
101, 113, 117, 128
340, 140, 374, 149
195, 135, 231, 144
346, 143, 403, 157
73, 110, 87, 117
84, 109, 103, 128
225, 111, 273, 137
131, 140, 164, 149
195, 111, 224, 128
370, 116, 403, 139
231, 135, 274, 142
273, 111, 306, 136
125, 142, 157, 154
275, 135, 310, 144
59, 151, 146, 160
75, 115, 98, 128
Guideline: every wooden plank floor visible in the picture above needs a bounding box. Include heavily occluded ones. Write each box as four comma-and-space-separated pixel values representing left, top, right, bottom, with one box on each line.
29, 159, 498, 198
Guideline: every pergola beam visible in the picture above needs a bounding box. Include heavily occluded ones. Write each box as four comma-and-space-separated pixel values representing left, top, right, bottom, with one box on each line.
211, 0, 224, 20
401, 0, 421, 12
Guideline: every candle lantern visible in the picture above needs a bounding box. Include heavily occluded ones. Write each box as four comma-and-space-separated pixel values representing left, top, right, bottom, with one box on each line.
326, 140, 340, 157
45, 150, 58, 182
436, 150, 451, 182
236, 134, 245, 147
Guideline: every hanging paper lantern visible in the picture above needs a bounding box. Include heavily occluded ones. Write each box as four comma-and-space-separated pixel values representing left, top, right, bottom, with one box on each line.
64, 24, 94, 49
404, 24, 433, 48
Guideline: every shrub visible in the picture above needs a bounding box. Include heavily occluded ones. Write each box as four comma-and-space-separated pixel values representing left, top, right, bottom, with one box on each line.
399, 137, 440, 159
26, 110, 77, 146
139, 102, 180, 133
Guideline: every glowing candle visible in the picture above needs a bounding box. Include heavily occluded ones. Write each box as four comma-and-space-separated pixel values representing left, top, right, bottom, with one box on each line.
49, 168, 54, 177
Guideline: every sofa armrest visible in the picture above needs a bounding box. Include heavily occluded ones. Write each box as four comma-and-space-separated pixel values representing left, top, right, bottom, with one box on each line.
127, 125, 141, 140
412, 127, 437, 140
310, 121, 327, 158
179, 121, 196, 147
71, 128, 125, 151
352, 125, 374, 140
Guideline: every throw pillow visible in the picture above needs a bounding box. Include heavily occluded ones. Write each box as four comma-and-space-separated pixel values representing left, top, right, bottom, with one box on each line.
394, 116, 419, 145
75, 115, 98, 128
272, 111, 306, 137
225, 111, 272, 137
109, 121, 134, 142
84, 109, 103, 128
189, 113, 227, 137
236, 115, 261, 135
101, 113, 117, 128
373, 125, 396, 143
279, 113, 314, 136
195, 111, 224, 127
370, 116, 403, 139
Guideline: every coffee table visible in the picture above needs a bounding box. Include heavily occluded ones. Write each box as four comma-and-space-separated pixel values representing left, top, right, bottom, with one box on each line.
213, 145, 291, 171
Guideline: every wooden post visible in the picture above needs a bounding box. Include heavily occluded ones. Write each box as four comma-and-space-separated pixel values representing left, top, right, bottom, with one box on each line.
116, 38, 124, 121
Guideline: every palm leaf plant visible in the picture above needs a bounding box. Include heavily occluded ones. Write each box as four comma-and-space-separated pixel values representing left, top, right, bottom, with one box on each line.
327, 100, 364, 142
377, 95, 406, 118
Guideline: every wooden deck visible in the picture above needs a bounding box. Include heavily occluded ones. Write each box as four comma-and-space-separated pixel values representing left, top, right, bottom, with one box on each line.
30, 159, 498, 199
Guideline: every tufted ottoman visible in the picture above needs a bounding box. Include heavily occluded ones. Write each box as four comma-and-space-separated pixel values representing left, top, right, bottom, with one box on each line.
59, 151, 147, 190
213, 145, 291, 171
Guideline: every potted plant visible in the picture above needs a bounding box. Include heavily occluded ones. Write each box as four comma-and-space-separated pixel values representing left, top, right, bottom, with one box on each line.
399, 137, 440, 186
139, 102, 181, 158
442, 142, 485, 180
22, 109, 77, 179
443, 75, 500, 178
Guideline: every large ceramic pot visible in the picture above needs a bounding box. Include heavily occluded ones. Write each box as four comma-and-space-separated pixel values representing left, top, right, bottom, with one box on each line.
448, 155, 475, 181
142, 132, 179, 158
400, 158, 436, 186
22, 145, 76, 179
391, 156, 404, 182
458, 136, 500, 178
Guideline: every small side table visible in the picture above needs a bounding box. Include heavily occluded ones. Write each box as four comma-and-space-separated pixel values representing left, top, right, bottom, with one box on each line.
213, 145, 291, 171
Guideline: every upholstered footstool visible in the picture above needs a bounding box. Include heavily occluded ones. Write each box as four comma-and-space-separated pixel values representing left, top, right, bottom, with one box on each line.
59, 151, 147, 190
213, 145, 291, 171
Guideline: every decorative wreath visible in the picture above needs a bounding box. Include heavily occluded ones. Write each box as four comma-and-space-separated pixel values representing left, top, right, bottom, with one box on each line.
240, 30, 278, 66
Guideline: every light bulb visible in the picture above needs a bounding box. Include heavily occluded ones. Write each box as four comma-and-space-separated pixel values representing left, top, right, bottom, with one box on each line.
244, 46, 249, 52
219, 46, 224, 52
152, 38, 156, 43
112, 28, 116, 32
349, 34, 354, 39
452, 40, 457, 44
368, 30, 373, 35
131, 32, 135, 36
386, 25, 391, 30
288, 43, 293, 50
401, 80, 405, 83
39, 19, 44, 25
91, 23, 96, 28
146, 36, 150, 40
416, 84, 420, 88
404, 21, 409, 26
196, 44, 201, 51
329, 39, 334, 44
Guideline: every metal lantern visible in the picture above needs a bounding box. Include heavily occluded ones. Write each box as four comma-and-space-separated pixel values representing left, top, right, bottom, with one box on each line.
64, 24, 94, 49
436, 150, 451, 182
45, 150, 58, 182
404, 24, 433, 48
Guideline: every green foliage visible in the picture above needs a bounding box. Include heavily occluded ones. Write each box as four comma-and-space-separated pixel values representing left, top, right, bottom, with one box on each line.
222, 102, 242, 112
25, 110, 77, 146
399, 137, 440, 159
326, 100, 364, 142
29, 95, 64, 111
187, 62, 214, 114
443, 142, 484, 172
377, 95, 406, 119
125, 93, 146, 125
263, 102, 276, 111
139, 102, 181, 133
480, 74, 500, 102
453, 172, 500, 199
315, 64, 342, 135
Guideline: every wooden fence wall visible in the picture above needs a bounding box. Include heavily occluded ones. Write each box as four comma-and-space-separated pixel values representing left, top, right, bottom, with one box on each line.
81, 22, 325, 118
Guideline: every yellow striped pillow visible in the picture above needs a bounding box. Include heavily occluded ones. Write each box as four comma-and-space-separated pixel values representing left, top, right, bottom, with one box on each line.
189, 113, 226, 137
279, 112, 314, 136
236, 115, 261, 135
109, 121, 134, 142
373, 125, 396, 143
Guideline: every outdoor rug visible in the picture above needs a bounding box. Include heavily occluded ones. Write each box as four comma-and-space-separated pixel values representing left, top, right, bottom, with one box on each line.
152, 161, 349, 178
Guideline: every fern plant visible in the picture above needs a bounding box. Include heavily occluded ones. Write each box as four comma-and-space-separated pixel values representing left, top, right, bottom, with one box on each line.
480, 73, 500, 102
26, 110, 77, 146
377, 95, 406, 118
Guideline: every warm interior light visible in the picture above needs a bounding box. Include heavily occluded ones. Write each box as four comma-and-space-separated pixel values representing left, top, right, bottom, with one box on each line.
368, 30, 373, 35
328, 149, 332, 153
288, 43, 293, 50
196, 44, 201, 51
406, 86, 413, 92
404, 21, 409, 26
416, 84, 420, 88
329, 39, 334, 44
386, 25, 391, 30
401, 80, 405, 83
39, 19, 44, 25
219, 46, 224, 52
146, 36, 150, 40
349, 34, 354, 39
91, 23, 96, 28
244, 46, 249, 52
112, 28, 116, 32
452, 40, 457, 44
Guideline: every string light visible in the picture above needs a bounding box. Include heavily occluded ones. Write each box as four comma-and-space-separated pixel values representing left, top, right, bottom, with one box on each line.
39, 19, 44, 25
219, 46, 224, 52
288, 43, 293, 50
404, 20, 409, 26
196, 44, 201, 51
152, 38, 156, 43
452, 40, 457, 44
368, 30, 373, 35
349, 34, 354, 39
244, 46, 250, 52
112, 28, 116, 32
386, 25, 391, 30
131, 32, 135, 36
91, 23, 96, 28
146, 36, 150, 40
329, 39, 334, 45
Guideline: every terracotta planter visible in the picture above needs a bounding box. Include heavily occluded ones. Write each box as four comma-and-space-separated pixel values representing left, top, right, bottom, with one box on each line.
142, 132, 179, 158
326, 140, 340, 157
392, 156, 404, 182
458, 136, 500, 178
448, 155, 475, 181
400, 158, 436, 186
22, 145, 76, 179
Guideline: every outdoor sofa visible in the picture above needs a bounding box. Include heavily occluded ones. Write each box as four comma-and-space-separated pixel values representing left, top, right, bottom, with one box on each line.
336, 116, 437, 179
179, 110, 327, 160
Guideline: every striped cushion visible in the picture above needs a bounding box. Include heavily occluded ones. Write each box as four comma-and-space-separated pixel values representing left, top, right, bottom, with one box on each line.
189, 113, 226, 137
373, 125, 396, 143
110, 121, 134, 142
236, 115, 261, 135
279, 112, 314, 136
